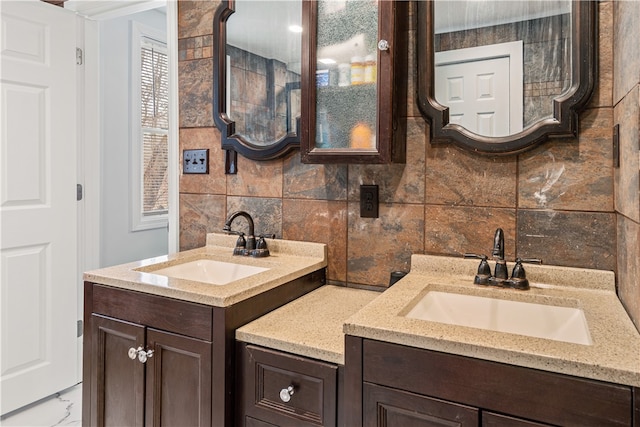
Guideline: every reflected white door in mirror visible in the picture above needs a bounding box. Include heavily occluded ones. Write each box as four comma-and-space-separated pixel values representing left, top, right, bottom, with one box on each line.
435, 41, 523, 137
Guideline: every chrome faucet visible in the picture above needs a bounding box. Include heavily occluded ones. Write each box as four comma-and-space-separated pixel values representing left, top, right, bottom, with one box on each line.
465, 228, 541, 290
222, 211, 270, 257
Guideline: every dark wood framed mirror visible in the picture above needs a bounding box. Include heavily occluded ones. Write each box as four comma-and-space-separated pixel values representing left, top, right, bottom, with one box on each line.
213, 0, 302, 172
417, 0, 596, 155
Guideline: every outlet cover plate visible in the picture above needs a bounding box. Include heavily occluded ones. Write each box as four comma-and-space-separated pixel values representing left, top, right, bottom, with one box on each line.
183, 149, 209, 174
360, 185, 379, 218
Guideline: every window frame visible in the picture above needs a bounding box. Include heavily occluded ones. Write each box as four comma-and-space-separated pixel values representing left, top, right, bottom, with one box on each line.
130, 21, 169, 232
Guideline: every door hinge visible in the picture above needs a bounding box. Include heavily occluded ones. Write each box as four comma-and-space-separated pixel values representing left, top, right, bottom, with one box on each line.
76, 47, 83, 65
77, 184, 83, 201
77, 320, 83, 337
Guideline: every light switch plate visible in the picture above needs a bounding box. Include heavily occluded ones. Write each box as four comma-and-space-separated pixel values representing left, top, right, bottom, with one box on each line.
183, 149, 209, 174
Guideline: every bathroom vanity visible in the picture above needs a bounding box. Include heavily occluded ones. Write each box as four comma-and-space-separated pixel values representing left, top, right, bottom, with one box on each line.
343, 255, 640, 426
235, 286, 378, 427
81, 234, 327, 427
82, 240, 640, 426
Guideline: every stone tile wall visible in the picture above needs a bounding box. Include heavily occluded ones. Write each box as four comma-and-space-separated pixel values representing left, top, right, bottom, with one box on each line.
613, 1, 640, 331
178, 1, 636, 327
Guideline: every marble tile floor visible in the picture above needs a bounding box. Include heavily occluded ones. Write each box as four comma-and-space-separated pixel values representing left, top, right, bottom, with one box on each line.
0, 383, 81, 427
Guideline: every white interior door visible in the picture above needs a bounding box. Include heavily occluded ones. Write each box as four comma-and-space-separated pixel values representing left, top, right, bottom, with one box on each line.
435, 41, 523, 137
1, 0, 79, 415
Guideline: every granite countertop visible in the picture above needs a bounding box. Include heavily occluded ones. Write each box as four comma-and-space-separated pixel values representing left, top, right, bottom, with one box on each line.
236, 285, 379, 364
83, 233, 327, 307
344, 254, 640, 387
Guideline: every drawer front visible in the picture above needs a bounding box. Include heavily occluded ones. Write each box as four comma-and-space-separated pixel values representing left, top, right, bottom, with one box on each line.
89, 283, 213, 341
363, 339, 632, 427
240, 344, 338, 427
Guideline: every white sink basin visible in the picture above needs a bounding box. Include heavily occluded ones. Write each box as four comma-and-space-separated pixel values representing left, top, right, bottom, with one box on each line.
405, 291, 592, 345
147, 259, 269, 285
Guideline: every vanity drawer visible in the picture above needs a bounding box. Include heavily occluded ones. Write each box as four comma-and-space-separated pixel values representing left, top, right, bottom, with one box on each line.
89, 283, 213, 341
238, 343, 338, 427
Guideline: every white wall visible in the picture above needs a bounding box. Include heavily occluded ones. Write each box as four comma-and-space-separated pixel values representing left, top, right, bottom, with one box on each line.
100, 9, 168, 267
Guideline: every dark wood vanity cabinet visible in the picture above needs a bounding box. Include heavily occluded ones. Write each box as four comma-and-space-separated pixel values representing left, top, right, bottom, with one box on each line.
346, 337, 638, 427
236, 343, 341, 427
83, 269, 325, 427
89, 313, 212, 426
85, 284, 214, 426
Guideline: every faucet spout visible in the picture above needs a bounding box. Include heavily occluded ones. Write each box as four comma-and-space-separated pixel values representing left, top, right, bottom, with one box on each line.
224, 211, 255, 250
489, 228, 508, 284
492, 228, 504, 260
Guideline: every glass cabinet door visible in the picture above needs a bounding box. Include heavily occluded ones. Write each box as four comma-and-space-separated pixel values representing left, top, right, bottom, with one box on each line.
301, 0, 408, 164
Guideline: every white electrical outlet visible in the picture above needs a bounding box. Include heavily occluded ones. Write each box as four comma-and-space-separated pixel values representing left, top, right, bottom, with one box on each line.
183, 149, 209, 174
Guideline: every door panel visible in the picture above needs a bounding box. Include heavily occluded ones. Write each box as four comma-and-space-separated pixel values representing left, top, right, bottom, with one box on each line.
0, 0, 78, 415
91, 314, 145, 427
145, 328, 212, 427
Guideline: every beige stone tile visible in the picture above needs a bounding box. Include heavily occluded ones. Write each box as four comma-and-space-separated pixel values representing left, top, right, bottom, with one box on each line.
589, 1, 613, 108
347, 203, 424, 287
283, 199, 347, 283
227, 156, 283, 198
179, 58, 214, 128
178, 0, 217, 39
617, 214, 640, 332
179, 193, 225, 250
613, 86, 640, 223
518, 107, 613, 211
425, 205, 516, 259
283, 151, 348, 201
226, 196, 282, 238
425, 142, 517, 208
613, 0, 640, 105
517, 210, 616, 271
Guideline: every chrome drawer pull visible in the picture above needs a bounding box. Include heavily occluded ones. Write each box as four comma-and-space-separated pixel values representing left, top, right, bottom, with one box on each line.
279, 385, 295, 403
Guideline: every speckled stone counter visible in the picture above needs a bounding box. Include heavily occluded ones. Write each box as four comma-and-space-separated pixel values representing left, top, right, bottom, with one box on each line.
83, 233, 327, 307
344, 254, 640, 387
236, 286, 379, 364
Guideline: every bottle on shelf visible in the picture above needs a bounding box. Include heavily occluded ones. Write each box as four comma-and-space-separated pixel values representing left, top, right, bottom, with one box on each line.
364, 54, 376, 84
350, 56, 364, 85
350, 122, 374, 149
316, 109, 332, 148
338, 63, 351, 87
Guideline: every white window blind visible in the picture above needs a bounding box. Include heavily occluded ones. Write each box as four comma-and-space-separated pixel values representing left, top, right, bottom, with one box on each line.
130, 22, 169, 232
140, 37, 168, 216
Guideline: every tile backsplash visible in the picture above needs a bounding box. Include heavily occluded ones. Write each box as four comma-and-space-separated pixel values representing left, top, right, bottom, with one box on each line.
177, 1, 639, 330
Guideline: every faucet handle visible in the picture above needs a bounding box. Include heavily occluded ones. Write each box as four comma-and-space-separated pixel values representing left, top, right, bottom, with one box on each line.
505, 258, 541, 290
464, 253, 491, 285
519, 258, 542, 265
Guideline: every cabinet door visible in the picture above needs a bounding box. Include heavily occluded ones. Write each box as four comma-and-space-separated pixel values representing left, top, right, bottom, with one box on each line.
301, 0, 408, 164
90, 314, 146, 427
364, 383, 478, 427
145, 328, 212, 427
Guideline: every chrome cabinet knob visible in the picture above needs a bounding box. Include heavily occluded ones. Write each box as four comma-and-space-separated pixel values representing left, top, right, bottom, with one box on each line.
128, 346, 143, 360
377, 39, 389, 51
279, 385, 295, 403
137, 349, 154, 363
128, 346, 153, 363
